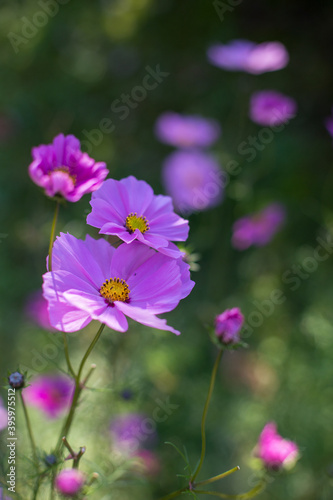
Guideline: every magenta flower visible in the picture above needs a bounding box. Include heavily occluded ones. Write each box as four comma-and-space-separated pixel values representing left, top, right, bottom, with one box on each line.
131, 449, 161, 477
87, 176, 189, 259
249, 91, 297, 126
162, 150, 224, 214
29, 133, 108, 202
256, 422, 299, 470
154, 112, 221, 148
0, 398, 7, 432
25, 290, 55, 331
23, 374, 74, 418
110, 413, 156, 452
215, 307, 244, 345
207, 40, 289, 74
43, 233, 194, 334
325, 108, 333, 138
0, 488, 12, 500
55, 469, 85, 497
232, 203, 286, 250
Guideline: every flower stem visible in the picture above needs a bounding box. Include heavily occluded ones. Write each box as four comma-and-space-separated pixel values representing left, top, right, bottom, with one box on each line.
191, 348, 223, 483
158, 486, 189, 500
196, 467, 240, 488
62, 332, 76, 378
20, 393, 39, 467
194, 480, 265, 499
48, 201, 60, 272
55, 323, 105, 454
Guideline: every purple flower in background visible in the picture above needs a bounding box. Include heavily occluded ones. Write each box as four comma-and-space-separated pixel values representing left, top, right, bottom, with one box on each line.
43, 233, 194, 334
0, 398, 7, 432
110, 413, 156, 452
87, 176, 189, 259
255, 422, 299, 470
25, 290, 55, 331
131, 449, 161, 477
29, 133, 108, 202
325, 108, 333, 138
215, 307, 244, 345
162, 150, 224, 214
55, 469, 85, 497
155, 112, 221, 148
0, 488, 12, 500
232, 203, 286, 250
207, 40, 289, 74
23, 374, 74, 418
249, 90, 297, 126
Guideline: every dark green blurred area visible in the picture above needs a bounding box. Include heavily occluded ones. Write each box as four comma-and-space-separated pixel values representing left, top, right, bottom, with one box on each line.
1, 0, 333, 498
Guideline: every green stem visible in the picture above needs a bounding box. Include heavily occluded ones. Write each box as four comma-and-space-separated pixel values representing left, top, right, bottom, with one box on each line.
20, 393, 39, 467
48, 201, 60, 272
195, 481, 265, 499
55, 323, 105, 454
158, 486, 189, 500
62, 332, 76, 378
196, 467, 240, 488
191, 348, 223, 483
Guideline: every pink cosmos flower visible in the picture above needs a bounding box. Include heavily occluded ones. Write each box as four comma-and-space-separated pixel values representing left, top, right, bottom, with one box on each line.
256, 422, 299, 470
162, 150, 224, 214
86, 176, 189, 259
43, 233, 194, 334
29, 133, 108, 202
215, 307, 244, 344
25, 290, 55, 331
232, 203, 285, 250
23, 374, 74, 418
207, 40, 289, 74
131, 449, 161, 477
154, 112, 221, 148
325, 108, 333, 138
249, 90, 297, 126
55, 469, 85, 497
0, 398, 7, 432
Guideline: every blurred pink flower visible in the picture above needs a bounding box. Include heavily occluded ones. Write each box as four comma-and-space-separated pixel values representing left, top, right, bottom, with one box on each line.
0, 488, 13, 500
0, 398, 7, 432
155, 112, 221, 148
232, 203, 286, 250
23, 374, 74, 419
131, 449, 161, 477
25, 290, 55, 331
162, 150, 224, 214
325, 108, 333, 138
215, 307, 244, 345
29, 133, 108, 202
207, 40, 289, 74
249, 90, 297, 126
255, 422, 299, 469
55, 469, 85, 497
110, 413, 157, 453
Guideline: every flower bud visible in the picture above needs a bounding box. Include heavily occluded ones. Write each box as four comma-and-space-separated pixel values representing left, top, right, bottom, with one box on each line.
214, 308, 244, 345
55, 469, 85, 497
8, 372, 25, 390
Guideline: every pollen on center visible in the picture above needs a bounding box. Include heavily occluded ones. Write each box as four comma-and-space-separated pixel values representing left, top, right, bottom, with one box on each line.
125, 212, 149, 234
100, 277, 130, 303
52, 166, 77, 184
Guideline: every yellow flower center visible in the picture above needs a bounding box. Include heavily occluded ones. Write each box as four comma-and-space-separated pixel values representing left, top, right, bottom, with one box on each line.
100, 277, 130, 303
125, 212, 149, 234
52, 166, 76, 184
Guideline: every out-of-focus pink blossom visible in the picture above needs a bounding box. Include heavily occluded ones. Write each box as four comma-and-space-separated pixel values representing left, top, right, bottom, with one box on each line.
23, 374, 74, 418
0, 398, 7, 432
207, 40, 289, 74
255, 422, 299, 469
162, 150, 224, 214
232, 203, 286, 250
325, 108, 333, 138
131, 449, 161, 477
155, 112, 221, 148
215, 308, 244, 345
249, 90, 297, 126
25, 290, 55, 331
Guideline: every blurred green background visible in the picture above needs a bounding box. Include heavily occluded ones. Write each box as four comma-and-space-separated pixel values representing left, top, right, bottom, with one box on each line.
1, 0, 333, 498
